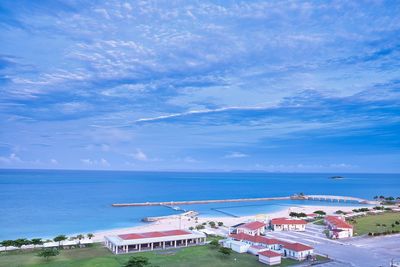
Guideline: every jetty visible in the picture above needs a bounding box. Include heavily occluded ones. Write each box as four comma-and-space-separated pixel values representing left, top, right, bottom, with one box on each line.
302, 195, 371, 204
112, 194, 372, 207
142, 210, 198, 222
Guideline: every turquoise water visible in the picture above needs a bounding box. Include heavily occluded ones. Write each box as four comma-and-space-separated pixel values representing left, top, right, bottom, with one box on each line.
0, 169, 398, 240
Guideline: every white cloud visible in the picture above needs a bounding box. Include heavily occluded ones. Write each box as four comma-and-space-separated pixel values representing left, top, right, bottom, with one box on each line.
224, 152, 249, 158
130, 149, 148, 161
0, 153, 22, 164
80, 158, 110, 166
50, 158, 58, 165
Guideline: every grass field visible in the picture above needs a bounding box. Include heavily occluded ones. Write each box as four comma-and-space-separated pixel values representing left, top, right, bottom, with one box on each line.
0, 244, 300, 267
351, 212, 400, 235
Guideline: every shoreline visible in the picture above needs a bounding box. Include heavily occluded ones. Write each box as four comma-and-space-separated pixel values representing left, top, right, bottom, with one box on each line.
90, 203, 369, 242
0, 202, 372, 242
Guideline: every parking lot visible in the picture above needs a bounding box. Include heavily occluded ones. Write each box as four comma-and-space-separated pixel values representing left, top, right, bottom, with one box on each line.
264, 223, 400, 267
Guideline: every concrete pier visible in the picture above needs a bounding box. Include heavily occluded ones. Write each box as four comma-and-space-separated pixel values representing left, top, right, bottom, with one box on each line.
112, 195, 372, 207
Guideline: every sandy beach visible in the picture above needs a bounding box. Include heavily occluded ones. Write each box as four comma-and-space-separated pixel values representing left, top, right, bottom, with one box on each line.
91, 204, 369, 242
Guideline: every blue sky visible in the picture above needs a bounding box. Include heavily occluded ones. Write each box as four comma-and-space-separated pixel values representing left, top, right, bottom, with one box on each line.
0, 1, 399, 173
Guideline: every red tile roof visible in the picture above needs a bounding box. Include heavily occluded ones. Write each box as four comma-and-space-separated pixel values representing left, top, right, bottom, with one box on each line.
119, 230, 190, 240
325, 216, 353, 229
283, 242, 313, 252
230, 232, 313, 252
230, 233, 281, 245
238, 221, 266, 230
259, 250, 281, 257
271, 217, 307, 225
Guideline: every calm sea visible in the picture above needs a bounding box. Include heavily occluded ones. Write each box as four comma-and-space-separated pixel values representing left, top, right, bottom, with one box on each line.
0, 169, 398, 240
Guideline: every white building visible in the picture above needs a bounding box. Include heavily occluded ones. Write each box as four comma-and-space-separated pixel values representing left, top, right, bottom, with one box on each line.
280, 241, 314, 260
229, 233, 281, 250
324, 216, 353, 239
235, 221, 266, 236
248, 245, 268, 255
222, 239, 250, 253
270, 218, 307, 231
228, 232, 314, 261
104, 229, 206, 254
259, 250, 282, 265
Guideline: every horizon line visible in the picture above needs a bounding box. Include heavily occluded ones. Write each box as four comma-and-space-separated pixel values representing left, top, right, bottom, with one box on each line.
0, 167, 399, 175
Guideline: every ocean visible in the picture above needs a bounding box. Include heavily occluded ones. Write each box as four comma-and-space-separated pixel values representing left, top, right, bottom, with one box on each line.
0, 169, 399, 240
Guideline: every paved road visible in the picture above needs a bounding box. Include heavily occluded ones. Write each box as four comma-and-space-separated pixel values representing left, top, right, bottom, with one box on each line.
265, 224, 400, 267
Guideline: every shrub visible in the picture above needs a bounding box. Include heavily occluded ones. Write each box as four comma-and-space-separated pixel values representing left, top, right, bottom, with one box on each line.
123, 256, 152, 267
209, 239, 220, 248
195, 224, 205, 230
37, 249, 60, 261
218, 247, 232, 256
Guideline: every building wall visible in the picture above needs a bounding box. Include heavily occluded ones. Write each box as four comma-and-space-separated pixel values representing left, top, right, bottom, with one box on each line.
329, 228, 353, 239
223, 240, 250, 253
237, 227, 265, 236
272, 224, 305, 231
283, 248, 313, 260
325, 219, 353, 239
231, 242, 250, 253
259, 255, 281, 265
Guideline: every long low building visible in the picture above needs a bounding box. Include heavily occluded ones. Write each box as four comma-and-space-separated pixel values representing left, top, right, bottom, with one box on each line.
270, 218, 307, 231
105, 229, 206, 254
226, 232, 314, 262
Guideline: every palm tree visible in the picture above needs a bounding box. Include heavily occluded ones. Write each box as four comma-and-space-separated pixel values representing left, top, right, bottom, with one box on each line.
76, 234, 84, 246
87, 233, 94, 240
0, 240, 14, 252
31, 238, 44, 249
53, 235, 67, 248
14, 238, 31, 250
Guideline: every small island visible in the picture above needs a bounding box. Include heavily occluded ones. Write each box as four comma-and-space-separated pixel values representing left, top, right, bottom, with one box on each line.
330, 176, 344, 179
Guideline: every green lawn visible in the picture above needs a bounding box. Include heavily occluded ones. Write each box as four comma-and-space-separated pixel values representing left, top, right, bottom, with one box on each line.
0, 244, 299, 267
351, 212, 400, 235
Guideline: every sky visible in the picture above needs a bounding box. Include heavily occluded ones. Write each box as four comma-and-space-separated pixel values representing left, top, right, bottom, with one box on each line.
0, 0, 399, 173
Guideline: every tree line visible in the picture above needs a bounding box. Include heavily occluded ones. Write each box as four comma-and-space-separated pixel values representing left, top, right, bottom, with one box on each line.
0, 233, 94, 251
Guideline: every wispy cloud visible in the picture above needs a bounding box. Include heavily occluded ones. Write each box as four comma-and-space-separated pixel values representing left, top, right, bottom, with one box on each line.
1, 1, 399, 172
135, 105, 269, 123
224, 152, 249, 159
